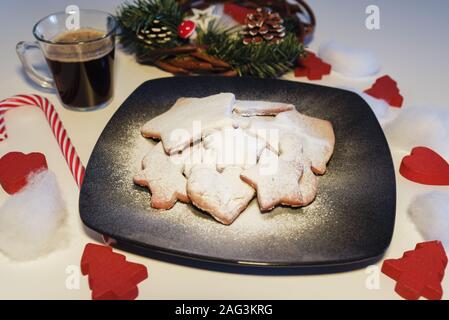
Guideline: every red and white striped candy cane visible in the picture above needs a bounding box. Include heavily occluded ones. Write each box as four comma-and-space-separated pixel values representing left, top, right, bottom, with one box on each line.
0, 94, 85, 187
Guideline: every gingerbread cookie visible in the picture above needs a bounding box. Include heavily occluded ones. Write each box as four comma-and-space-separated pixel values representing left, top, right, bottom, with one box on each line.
248, 110, 335, 174
297, 160, 318, 206
187, 165, 255, 225
141, 93, 235, 154
233, 100, 295, 116
176, 142, 218, 177
203, 127, 266, 171
134, 93, 332, 224
278, 132, 303, 163
279, 133, 317, 206
241, 149, 314, 211
277, 110, 334, 174
133, 143, 189, 209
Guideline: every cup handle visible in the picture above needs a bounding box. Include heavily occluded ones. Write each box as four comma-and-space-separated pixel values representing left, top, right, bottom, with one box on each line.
16, 41, 54, 89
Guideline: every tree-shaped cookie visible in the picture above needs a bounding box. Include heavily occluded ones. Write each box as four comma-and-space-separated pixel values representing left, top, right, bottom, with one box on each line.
134, 143, 189, 209
141, 93, 236, 153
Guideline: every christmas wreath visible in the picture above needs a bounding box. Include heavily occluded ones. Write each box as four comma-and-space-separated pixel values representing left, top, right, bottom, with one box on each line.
116, 0, 315, 78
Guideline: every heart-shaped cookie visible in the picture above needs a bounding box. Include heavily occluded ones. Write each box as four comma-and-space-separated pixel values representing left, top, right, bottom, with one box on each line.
0, 152, 48, 194
400, 147, 449, 185
187, 165, 255, 225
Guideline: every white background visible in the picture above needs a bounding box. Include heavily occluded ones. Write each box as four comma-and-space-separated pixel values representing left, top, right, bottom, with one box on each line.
0, 0, 448, 299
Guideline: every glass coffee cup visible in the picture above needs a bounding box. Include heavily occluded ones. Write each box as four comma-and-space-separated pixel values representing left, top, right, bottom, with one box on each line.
16, 10, 117, 111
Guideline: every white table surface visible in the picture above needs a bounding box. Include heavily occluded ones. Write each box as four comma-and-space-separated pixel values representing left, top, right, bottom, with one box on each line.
1, 0, 449, 300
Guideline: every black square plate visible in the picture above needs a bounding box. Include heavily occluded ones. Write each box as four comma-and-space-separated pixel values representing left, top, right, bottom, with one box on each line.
79, 77, 396, 267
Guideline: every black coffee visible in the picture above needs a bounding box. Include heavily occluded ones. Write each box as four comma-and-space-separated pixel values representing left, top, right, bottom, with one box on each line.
45, 29, 114, 109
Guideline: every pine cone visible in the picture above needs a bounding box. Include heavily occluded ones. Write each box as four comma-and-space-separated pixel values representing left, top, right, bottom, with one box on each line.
136, 19, 173, 45
241, 7, 286, 45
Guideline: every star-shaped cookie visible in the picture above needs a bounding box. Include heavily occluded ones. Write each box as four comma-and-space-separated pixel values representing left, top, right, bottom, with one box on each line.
241, 148, 316, 211
141, 93, 235, 154
133, 143, 189, 209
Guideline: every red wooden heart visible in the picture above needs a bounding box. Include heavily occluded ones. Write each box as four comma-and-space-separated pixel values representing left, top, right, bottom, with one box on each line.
0, 152, 48, 194
400, 147, 449, 185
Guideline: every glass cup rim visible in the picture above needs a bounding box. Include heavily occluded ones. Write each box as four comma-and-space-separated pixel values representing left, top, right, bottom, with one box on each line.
32, 9, 117, 46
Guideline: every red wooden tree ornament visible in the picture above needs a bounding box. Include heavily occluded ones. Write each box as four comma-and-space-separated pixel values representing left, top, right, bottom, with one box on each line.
364, 75, 404, 107
382, 241, 447, 300
81, 243, 148, 300
294, 51, 331, 80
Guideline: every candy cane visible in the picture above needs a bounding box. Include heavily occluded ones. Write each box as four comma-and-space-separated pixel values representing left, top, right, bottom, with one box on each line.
0, 94, 85, 187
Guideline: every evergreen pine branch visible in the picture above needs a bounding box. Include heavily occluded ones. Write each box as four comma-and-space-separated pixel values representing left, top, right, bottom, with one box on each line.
116, 0, 185, 54
197, 22, 304, 78
196, 21, 239, 46
116, 3, 305, 77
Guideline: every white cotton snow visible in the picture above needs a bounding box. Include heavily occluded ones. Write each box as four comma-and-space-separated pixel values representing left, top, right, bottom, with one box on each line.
318, 41, 381, 78
408, 192, 449, 249
384, 106, 449, 160
0, 170, 68, 261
